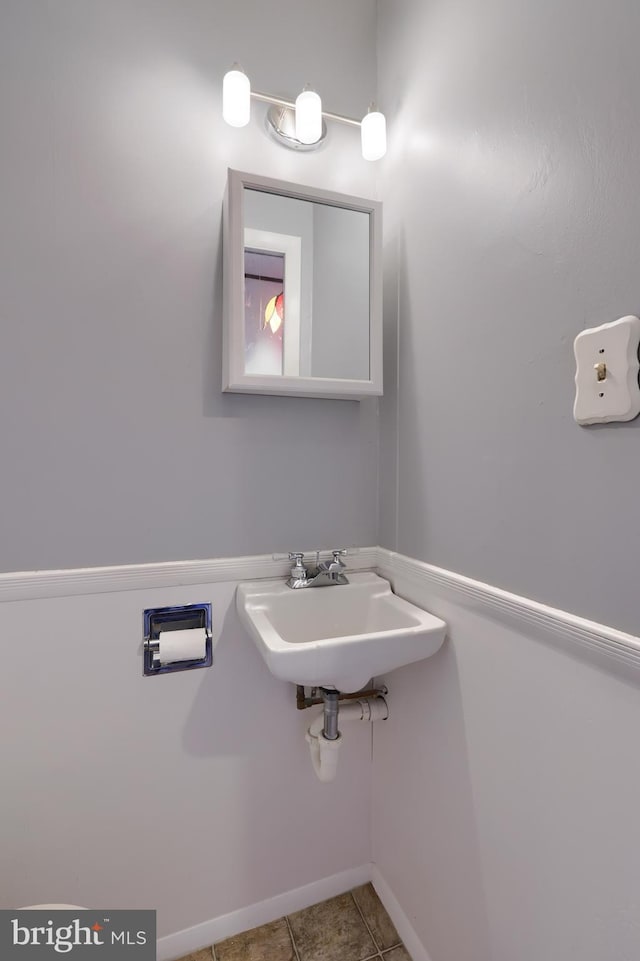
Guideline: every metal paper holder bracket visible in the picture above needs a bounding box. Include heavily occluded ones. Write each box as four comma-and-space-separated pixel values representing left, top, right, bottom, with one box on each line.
143, 603, 212, 676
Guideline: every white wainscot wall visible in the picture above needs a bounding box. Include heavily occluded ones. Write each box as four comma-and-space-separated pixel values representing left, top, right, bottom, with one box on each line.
4, 549, 640, 961
373, 552, 640, 961
0, 557, 374, 953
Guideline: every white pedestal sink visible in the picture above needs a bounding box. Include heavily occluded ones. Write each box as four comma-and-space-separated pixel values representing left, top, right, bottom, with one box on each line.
236, 571, 447, 692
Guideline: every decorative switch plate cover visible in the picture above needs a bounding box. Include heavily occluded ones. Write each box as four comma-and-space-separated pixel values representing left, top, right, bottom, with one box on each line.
573, 315, 640, 425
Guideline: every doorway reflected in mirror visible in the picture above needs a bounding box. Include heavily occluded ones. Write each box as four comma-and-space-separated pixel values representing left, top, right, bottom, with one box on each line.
244, 249, 284, 376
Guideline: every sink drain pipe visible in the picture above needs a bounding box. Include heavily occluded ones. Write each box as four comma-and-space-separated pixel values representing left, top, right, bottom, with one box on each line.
305, 689, 389, 782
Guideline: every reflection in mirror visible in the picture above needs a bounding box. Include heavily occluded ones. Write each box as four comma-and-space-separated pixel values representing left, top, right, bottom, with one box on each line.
243, 225, 301, 377
244, 188, 370, 381
223, 170, 382, 399
244, 249, 284, 375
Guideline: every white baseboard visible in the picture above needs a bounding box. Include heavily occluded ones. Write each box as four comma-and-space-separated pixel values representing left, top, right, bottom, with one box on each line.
157, 863, 432, 961
371, 866, 433, 961
156, 864, 372, 961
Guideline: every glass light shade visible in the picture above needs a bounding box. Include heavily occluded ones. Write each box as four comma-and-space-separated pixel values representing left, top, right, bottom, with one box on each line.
295, 89, 322, 144
223, 68, 250, 127
361, 110, 387, 161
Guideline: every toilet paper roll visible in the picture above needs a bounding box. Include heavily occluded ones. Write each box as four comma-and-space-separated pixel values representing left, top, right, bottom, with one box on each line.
157, 628, 208, 664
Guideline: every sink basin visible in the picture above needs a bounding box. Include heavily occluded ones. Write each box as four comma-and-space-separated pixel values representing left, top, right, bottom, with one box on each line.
236, 571, 447, 692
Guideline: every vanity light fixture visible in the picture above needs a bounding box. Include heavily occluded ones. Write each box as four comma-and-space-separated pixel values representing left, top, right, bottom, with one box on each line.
295, 85, 323, 145
222, 64, 386, 160
222, 65, 251, 128
361, 105, 387, 162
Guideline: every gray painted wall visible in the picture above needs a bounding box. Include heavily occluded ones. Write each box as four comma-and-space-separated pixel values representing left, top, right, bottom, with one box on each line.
0, 0, 379, 572
374, 8, 640, 961
378, 0, 640, 636
311, 204, 370, 380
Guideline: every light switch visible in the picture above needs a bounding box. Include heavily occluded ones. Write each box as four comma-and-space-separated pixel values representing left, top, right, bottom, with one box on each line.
573, 315, 640, 425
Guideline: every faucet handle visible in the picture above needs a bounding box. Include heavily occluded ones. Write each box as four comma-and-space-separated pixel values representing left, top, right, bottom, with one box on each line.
288, 552, 307, 579
330, 549, 347, 569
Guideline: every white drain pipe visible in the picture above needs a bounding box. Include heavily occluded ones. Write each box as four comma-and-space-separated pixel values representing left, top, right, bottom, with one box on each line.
305, 696, 389, 782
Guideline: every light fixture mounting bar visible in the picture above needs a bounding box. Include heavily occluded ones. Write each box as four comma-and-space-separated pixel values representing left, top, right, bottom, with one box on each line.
252, 90, 361, 128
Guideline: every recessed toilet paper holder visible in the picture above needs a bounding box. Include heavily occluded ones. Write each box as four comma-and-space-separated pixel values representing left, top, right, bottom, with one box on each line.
143, 603, 212, 676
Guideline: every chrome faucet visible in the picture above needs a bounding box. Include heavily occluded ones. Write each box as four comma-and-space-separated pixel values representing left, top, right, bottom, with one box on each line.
286, 551, 349, 589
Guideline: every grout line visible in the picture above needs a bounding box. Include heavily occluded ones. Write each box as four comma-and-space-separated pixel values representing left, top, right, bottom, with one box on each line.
350, 891, 383, 959
284, 915, 302, 961
205, 892, 405, 961
351, 889, 404, 957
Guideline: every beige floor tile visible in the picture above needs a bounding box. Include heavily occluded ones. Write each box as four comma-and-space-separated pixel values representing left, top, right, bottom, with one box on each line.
382, 947, 412, 961
173, 949, 213, 961
352, 883, 401, 951
214, 918, 295, 961
288, 892, 377, 961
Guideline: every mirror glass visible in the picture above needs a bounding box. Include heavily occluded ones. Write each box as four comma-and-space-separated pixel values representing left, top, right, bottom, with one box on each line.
223, 170, 382, 399
243, 188, 371, 380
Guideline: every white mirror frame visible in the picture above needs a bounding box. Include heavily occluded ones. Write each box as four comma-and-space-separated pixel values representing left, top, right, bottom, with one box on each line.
222, 169, 382, 400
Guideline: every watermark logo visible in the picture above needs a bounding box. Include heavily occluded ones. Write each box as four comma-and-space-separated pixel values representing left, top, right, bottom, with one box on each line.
1, 910, 156, 959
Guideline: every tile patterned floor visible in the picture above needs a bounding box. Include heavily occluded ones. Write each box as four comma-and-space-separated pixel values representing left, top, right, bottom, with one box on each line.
174, 883, 412, 961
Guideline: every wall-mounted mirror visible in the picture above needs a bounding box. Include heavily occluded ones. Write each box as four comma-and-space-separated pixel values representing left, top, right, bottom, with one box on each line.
223, 169, 382, 399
